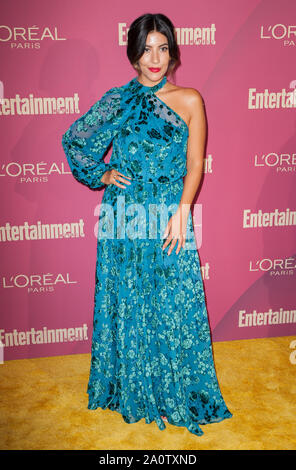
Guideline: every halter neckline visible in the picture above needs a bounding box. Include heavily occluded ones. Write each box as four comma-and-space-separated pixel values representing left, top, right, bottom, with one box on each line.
133, 74, 167, 94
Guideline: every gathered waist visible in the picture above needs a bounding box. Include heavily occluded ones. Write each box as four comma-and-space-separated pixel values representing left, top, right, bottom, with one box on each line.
119, 174, 186, 185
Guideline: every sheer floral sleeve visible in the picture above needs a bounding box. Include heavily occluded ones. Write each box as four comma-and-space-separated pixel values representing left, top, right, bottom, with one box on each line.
61, 88, 122, 189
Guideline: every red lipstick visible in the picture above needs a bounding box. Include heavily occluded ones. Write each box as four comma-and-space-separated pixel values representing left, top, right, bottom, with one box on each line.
149, 68, 161, 73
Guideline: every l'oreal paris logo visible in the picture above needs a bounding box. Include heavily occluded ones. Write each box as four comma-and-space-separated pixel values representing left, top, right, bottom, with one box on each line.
260, 24, 296, 45
2, 272, 77, 293
0, 25, 65, 45
0, 161, 71, 183
253, 151, 296, 172
249, 257, 296, 276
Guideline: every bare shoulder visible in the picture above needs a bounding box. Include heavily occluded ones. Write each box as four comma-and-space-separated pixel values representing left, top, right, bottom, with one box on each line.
167, 81, 203, 102
158, 81, 204, 126
179, 86, 204, 109
166, 82, 204, 116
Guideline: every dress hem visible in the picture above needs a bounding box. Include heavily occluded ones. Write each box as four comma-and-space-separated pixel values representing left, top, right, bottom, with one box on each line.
87, 399, 233, 437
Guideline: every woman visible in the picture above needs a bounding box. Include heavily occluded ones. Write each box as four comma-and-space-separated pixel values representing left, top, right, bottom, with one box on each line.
62, 13, 232, 437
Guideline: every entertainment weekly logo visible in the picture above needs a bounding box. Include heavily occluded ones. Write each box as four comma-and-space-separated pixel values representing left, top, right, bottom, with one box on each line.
243, 207, 296, 228
0, 219, 86, 242
0, 323, 89, 351
248, 82, 296, 109
238, 307, 296, 328
2, 324, 87, 363
119, 23, 217, 46
260, 24, 296, 46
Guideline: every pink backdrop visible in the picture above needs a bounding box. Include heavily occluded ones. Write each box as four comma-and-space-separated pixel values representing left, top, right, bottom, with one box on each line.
1, 0, 295, 361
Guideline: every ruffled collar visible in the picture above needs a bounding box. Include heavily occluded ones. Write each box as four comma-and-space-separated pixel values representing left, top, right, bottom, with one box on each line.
128, 74, 167, 95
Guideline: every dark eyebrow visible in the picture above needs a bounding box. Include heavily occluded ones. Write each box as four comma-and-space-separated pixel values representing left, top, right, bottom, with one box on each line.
145, 43, 168, 47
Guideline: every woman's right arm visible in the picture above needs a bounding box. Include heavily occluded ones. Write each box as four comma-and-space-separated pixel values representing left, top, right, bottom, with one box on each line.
61, 88, 122, 189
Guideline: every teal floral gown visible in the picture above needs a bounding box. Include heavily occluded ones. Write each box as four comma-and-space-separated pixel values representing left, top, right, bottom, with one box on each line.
61, 74, 232, 436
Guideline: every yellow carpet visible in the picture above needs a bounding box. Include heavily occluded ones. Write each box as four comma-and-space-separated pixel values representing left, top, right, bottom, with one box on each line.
1, 335, 296, 450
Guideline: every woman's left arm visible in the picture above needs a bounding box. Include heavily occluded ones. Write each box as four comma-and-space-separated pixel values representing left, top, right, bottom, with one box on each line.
162, 89, 207, 255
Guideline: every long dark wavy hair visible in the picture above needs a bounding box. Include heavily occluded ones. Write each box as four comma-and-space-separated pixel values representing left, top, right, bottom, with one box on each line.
127, 13, 181, 80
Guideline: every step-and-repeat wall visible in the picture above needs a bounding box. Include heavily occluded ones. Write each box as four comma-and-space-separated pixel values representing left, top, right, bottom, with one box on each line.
1, 0, 295, 361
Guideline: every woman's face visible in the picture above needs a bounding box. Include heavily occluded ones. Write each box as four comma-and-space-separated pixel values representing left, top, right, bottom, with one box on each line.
136, 30, 171, 83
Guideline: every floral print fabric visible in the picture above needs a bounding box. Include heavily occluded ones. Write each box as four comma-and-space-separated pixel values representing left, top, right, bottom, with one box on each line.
61, 75, 232, 436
